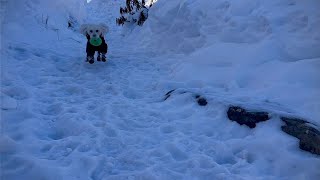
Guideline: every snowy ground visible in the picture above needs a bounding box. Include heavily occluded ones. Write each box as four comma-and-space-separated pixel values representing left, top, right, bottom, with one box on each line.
1, 0, 320, 180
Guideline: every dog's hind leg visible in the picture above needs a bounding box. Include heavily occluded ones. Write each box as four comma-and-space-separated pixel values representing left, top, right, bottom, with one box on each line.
101, 53, 107, 62
97, 52, 101, 61
99, 40, 108, 62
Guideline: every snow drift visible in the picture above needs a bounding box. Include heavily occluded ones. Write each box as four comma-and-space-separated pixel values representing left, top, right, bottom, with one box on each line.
126, 0, 320, 124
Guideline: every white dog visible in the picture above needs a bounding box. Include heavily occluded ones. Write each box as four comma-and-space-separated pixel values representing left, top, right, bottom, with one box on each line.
80, 23, 109, 64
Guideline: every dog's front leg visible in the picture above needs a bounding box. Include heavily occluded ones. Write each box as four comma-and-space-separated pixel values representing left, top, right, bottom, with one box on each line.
86, 43, 95, 64
86, 56, 94, 64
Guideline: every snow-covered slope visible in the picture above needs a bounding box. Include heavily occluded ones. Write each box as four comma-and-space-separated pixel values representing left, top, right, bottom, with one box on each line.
126, 0, 320, 123
1, 0, 320, 180
128, 0, 320, 56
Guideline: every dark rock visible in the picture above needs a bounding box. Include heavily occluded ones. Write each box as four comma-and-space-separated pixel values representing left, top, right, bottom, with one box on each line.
191, 94, 208, 106
281, 117, 309, 138
227, 106, 270, 128
281, 117, 320, 155
197, 97, 207, 106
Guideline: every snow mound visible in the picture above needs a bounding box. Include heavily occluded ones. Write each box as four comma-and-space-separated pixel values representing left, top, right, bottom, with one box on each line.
127, 0, 320, 58
124, 0, 320, 123
1, 0, 87, 49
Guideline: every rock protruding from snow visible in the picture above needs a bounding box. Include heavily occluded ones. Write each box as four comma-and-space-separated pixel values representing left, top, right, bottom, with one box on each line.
281, 117, 320, 155
195, 95, 208, 106
227, 106, 270, 128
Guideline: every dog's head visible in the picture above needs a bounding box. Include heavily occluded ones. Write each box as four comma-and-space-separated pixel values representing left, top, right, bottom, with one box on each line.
80, 23, 109, 39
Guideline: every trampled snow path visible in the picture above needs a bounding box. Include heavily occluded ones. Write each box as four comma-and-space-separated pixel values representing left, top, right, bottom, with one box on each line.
1, 0, 320, 179
2, 39, 319, 180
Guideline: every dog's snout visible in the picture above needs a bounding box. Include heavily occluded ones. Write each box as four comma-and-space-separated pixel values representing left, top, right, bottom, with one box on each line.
93, 34, 97, 37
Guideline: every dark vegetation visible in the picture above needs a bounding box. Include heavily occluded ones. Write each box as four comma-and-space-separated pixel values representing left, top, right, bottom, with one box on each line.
116, 0, 155, 26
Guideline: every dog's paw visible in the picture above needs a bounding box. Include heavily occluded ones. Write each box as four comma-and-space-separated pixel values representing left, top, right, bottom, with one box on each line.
102, 57, 107, 62
87, 56, 94, 64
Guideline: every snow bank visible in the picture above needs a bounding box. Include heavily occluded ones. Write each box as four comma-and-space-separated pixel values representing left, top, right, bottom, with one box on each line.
1, 0, 87, 48
1, 2, 87, 178
125, 0, 320, 123
127, 0, 320, 56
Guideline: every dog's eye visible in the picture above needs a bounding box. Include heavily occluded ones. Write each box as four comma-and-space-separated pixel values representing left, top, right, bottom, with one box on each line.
96, 30, 99, 32
89, 30, 93, 33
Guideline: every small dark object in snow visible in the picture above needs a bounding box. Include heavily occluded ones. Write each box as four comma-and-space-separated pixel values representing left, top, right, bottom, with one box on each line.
67, 15, 79, 31
227, 106, 270, 128
164, 89, 175, 101
281, 117, 320, 155
68, 21, 72, 28
89, 59, 94, 64
197, 97, 207, 106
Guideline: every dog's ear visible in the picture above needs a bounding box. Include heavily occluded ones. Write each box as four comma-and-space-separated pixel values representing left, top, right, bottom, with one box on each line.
79, 24, 89, 36
99, 23, 109, 34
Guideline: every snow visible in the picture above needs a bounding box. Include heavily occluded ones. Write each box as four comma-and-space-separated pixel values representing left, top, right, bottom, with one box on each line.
1, 93, 18, 110
127, 0, 320, 122
1, 0, 320, 180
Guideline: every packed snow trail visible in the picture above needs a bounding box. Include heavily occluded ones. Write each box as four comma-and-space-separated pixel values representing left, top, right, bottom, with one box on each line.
1, 0, 320, 180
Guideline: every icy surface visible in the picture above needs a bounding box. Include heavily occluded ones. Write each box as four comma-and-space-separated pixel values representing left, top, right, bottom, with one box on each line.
1, 0, 320, 179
